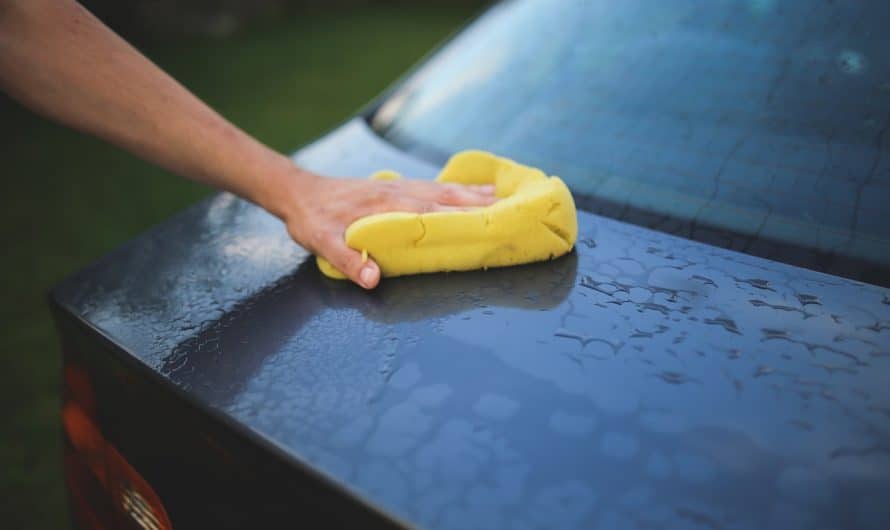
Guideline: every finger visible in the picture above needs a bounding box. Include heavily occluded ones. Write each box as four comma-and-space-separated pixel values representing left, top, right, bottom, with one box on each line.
467, 184, 496, 195
319, 233, 380, 289
372, 200, 476, 214
358, 195, 432, 218
389, 198, 483, 214
397, 181, 496, 207
359, 186, 491, 216
430, 203, 467, 212
437, 184, 499, 207
405, 182, 496, 207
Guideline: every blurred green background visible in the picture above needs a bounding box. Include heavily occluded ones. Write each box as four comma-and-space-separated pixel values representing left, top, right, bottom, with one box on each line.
0, 2, 481, 528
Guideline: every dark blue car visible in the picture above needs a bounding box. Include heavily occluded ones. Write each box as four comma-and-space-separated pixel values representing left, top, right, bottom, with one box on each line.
52, 1, 890, 528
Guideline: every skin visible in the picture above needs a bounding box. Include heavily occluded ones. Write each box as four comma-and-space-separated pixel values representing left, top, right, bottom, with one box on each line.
0, 0, 496, 289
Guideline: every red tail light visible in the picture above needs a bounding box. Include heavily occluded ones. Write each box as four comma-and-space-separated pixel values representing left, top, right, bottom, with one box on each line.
62, 362, 173, 530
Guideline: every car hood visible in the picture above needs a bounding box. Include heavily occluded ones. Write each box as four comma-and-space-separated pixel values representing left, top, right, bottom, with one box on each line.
53, 119, 890, 529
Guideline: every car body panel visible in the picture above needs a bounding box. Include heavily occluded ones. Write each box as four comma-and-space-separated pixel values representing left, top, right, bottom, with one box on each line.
52, 118, 890, 529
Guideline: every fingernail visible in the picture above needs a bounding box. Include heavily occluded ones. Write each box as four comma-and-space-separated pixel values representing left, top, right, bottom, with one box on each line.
360, 266, 376, 288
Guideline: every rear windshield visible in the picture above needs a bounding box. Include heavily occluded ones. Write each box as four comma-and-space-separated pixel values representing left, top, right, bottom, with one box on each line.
372, 0, 890, 286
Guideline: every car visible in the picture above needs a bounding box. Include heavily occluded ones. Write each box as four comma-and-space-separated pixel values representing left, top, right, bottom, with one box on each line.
50, 0, 890, 529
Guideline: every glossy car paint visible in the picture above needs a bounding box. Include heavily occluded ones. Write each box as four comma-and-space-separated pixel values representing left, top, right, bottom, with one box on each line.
52, 117, 890, 529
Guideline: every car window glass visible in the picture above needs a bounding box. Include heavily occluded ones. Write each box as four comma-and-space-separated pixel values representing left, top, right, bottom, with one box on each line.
373, 0, 890, 285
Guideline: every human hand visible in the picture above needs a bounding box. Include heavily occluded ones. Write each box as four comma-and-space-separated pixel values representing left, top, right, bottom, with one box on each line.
275, 168, 497, 289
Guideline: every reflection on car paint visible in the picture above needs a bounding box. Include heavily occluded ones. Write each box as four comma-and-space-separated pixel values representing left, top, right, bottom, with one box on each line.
53, 119, 890, 530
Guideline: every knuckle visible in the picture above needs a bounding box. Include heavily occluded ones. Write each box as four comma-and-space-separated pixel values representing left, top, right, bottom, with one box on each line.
405, 198, 428, 213
340, 252, 362, 273
305, 230, 324, 248
439, 186, 461, 203
390, 196, 417, 213
320, 231, 342, 249
373, 187, 398, 207
363, 188, 384, 205
385, 191, 403, 207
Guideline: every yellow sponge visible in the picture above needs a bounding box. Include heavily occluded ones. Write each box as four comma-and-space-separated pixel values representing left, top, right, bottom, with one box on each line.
317, 150, 577, 279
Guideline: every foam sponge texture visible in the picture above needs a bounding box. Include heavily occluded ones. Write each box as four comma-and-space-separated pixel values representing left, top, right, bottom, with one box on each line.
317, 150, 577, 279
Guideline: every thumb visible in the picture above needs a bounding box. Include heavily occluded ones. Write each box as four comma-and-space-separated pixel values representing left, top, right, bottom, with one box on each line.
320, 235, 380, 289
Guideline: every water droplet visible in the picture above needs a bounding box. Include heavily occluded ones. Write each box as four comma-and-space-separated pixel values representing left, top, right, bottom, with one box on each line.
837, 50, 867, 75
703, 317, 741, 334
655, 371, 699, 385
796, 293, 821, 306
753, 365, 775, 378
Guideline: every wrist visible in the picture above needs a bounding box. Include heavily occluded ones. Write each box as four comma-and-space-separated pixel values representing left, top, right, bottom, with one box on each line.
253, 156, 320, 225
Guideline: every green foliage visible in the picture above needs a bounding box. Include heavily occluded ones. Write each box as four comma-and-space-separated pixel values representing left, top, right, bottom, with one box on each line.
0, 5, 477, 528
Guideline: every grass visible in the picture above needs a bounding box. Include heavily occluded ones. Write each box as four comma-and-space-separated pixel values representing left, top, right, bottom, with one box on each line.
0, 5, 478, 528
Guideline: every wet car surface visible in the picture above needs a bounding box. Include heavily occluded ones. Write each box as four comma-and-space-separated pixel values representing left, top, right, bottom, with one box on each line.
53, 119, 890, 529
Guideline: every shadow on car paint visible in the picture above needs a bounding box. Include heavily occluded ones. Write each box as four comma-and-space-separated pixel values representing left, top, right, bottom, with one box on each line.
160, 252, 578, 405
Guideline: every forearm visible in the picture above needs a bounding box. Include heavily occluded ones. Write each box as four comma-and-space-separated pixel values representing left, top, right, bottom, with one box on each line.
0, 0, 498, 289
0, 0, 302, 217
